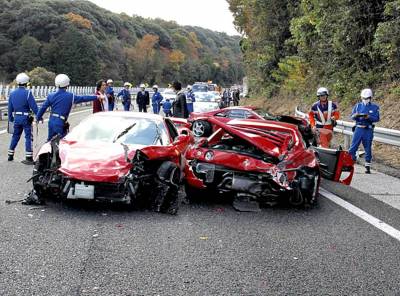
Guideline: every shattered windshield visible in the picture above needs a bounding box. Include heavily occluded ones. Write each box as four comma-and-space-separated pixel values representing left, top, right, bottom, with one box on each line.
66, 116, 169, 146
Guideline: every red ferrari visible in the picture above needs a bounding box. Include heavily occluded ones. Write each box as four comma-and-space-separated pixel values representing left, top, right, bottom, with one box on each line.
185, 118, 354, 208
189, 106, 265, 137
28, 112, 192, 214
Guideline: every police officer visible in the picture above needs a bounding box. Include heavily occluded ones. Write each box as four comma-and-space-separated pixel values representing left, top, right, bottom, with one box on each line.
7, 73, 38, 165
117, 82, 132, 111
349, 88, 380, 174
36, 74, 101, 141
308, 87, 340, 148
136, 84, 150, 112
151, 85, 163, 114
186, 85, 195, 113
106, 79, 115, 111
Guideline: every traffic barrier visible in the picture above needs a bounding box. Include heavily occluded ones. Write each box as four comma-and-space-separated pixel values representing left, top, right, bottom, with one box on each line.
0, 85, 166, 120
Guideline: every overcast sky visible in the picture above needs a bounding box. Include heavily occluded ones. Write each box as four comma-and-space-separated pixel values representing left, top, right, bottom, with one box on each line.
88, 0, 240, 36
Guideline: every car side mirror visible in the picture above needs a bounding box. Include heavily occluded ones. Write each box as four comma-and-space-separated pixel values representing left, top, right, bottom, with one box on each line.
174, 134, 190, 144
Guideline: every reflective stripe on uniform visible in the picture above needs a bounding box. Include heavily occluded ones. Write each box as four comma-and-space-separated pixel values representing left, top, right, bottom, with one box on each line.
316, 101, 333, 126
14, 112, 29, 116
8, 150, 14, 155
51, 113, 66, 121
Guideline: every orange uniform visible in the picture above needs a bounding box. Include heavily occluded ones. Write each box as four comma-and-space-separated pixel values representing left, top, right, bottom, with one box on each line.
308, 100, 340, 148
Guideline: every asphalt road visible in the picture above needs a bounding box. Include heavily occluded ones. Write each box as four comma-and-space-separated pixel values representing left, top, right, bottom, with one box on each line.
0, 109, 399, 295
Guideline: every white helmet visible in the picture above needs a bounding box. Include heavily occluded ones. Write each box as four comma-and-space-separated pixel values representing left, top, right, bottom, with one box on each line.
152, 85, 159, 89
140, 84, 146, 88
107, 79, 113, 84
187, 85, 192, 90
16, 73, 30, 85
361, 88, 373, 99
317, 87, 329, 97
124, 82, 132, 87
55, 74, 70, 88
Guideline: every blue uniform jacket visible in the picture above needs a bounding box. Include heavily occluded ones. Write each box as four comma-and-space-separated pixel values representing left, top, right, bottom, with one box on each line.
117, 89, 131, 103
37, 89, 97, 121
351, 101, 380, 128
162, 101, 172, 112
8, 87, 38, 122
106, 86, 114, 97
186, 91, 195, 103
152, 92, 163, 105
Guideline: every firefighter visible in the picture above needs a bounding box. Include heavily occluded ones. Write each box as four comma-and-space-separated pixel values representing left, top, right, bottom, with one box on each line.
117, 82, 132, 111
349, 89, 380, 174
36, 74, 101, 141
186, 85, 195, 113
308, 87, 340, 148
7, 73, 38, 165
106, 79, 115, 111
151, 85, 163, 114
136, 84, 150, 112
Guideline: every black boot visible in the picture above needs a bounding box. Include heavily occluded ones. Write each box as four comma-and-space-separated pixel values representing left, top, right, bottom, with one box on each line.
365, 166, 371, 174
8, 155, 14, 161
22, 190, 45, 205
21, 156, 34, 165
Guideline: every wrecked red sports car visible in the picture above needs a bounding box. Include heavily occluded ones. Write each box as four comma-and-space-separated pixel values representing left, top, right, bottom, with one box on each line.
30, 112, 192, 214
185, 118, 354, 208
189, 106, 315, 146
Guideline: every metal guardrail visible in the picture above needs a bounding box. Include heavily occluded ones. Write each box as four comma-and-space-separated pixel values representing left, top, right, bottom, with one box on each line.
0, 85, 164, 120
295, 106, 400, 147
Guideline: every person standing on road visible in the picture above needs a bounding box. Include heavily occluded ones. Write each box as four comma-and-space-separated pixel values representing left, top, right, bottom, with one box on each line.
233, 88, 240, 106
7, 73, 38, 165
162, 98, 172, 117
106, 79, 115, 111
93, 80, 107, 113
222, 89, 228, 108
172, 81, 188, 118
308, 87, 340, 148
151, 85, 163, 114
136, 84, 150, 112
186, 85, 196, 114
118, 82, 132, 111
349, 88, 380, 174
37, 74, 101, 141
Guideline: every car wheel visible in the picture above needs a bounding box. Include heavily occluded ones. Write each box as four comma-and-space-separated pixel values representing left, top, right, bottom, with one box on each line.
32, 153, 52, 198
192, 120, 212, 137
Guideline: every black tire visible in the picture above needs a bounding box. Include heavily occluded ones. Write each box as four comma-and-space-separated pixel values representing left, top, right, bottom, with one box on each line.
191, 120, 212, 137
157, 161, 181, 185
32, 153, 52, 199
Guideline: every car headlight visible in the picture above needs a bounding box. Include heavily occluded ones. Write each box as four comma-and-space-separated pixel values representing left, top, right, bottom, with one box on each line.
205, 151, 214, 161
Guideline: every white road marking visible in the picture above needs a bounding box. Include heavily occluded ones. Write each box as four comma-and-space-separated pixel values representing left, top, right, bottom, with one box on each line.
320, 188, 400, 242
0, 109, 91, 135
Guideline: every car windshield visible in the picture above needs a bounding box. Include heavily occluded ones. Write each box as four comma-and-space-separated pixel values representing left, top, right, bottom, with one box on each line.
66, 116, 168, 146
195, 93, 217, 102
192, 84, 208, 92
254, 108, 274, 119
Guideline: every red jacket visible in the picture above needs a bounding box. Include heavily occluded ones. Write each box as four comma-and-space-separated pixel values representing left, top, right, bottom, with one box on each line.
93, 91, 104, 113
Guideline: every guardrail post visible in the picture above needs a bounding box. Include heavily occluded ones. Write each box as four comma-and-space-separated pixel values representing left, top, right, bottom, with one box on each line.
344, 135, 351, 150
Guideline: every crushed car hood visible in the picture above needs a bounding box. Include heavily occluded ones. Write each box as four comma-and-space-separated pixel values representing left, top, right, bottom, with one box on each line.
207, 118, 298, 159
58, 141, 144, 183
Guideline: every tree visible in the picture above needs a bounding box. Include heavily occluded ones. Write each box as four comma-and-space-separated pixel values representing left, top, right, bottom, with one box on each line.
28, 67, 56, 85
16, 36, 42, 72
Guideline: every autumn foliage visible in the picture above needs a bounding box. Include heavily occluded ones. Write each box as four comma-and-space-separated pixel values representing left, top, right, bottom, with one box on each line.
65, 12, 92, 29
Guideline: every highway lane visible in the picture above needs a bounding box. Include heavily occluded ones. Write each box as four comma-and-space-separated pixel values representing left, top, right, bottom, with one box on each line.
0, 110, 399, 295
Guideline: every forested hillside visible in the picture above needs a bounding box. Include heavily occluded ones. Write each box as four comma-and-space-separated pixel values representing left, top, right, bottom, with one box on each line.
0, 0, 244, 86
228, 0, 400, 104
